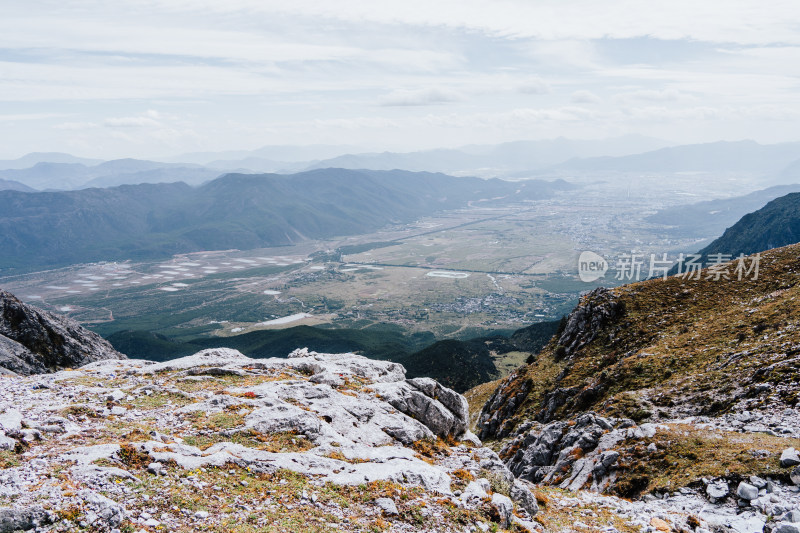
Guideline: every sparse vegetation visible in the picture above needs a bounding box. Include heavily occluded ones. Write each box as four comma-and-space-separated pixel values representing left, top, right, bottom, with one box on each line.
613, 425, 800, 497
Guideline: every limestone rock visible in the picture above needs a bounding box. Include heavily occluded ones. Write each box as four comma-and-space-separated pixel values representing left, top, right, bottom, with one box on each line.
0, 289, 124, 374
782, 448, 800, 468
371, 378, 468, 438
0, 506, 51, 532
374, 497, 399, 516
555, 287, 626, 359
736, 482, 759, 500
510, 479, 539, 517
791, 466, 800, 486
490, 493, 514, 529
706, 481, 729, 502
502, 412, 619, 490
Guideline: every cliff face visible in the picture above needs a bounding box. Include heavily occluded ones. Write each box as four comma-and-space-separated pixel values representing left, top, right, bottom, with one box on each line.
0, 289, 124, 375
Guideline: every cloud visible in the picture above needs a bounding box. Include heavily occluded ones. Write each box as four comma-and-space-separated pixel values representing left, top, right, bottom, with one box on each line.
0, 113, 70, 122
2, 0, 800, 157
103, 110, 165, 128
615, 88, 696, 103
517, 78, 551, 95
571, 90, 602, 104
126, 0, 800, 46
378, 87, 465, 106
53, 121, 100, 130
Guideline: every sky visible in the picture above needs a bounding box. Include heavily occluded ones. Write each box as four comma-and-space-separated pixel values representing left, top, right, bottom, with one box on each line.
1, 0, 800, 160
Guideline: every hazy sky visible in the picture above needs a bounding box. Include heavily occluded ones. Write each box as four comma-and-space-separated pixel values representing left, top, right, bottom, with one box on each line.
2, 1, 799, 159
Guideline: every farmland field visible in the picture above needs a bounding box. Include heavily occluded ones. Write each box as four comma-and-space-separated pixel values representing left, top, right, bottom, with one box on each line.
0, 178, 720, 349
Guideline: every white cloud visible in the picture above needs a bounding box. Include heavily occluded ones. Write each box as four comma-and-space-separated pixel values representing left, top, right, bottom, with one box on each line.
1, 0, 800, 157
571, 90, 601, 104
379, 87, 465, 106
517, 78, 551, 95
104, 112, 162, 128
53, 122, 99, 130
614, 88, 696, 103
122, 0, 800, 45
0, 113, 70, 122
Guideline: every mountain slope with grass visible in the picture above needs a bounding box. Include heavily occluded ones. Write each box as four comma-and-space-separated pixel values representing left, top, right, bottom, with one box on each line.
470, 244, 800, 530
699, 192, 800, 258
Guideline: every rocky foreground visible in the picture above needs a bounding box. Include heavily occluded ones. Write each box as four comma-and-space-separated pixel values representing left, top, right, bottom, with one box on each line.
0, 347, 545, 533
4, 347, 791, 533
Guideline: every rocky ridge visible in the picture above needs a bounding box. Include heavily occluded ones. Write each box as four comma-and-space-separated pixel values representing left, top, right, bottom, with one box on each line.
0, 289, 124, 375
471, 244, 800, 532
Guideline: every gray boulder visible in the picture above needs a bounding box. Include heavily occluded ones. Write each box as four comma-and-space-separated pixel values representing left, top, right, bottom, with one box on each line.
706, 481, 729, 502
791, 466, 800, 486
490, 493, 514, 529
374, 497, 399, 516
781, 448, 800, 468
510, 479, 539, 517
0, 506, 51, 532
0, 289, 124, 375
372, 378, 469, 438
502, 412, 614, 489
736, 482, 759, 500
0, 432, 15, 451
78, 490, 126, 529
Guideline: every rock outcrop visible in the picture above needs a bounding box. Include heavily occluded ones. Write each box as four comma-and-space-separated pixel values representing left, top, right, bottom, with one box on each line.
0, 289, 124, 375
475, 287, 625, 442
0, 348, 543, 532
553, 287, 625, 360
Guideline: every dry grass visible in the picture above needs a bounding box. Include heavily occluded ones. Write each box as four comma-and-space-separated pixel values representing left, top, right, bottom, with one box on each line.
0, 450, 21, 469
531, 487, 640, 533
613, 424, 800, 497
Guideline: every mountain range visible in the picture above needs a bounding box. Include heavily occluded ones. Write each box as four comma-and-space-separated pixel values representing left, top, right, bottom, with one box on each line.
4, 138, 800, 192
0, 159, 219, 190
552, 140, 800, 177
0, 168, 570, 272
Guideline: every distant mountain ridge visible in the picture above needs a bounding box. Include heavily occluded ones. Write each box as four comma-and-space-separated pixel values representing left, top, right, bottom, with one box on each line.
552, 140, 800, 177
0, 136, 671, 189
0, 152, 103, 171
0, 159, 218, 190
306, 136, 672, 176
0, 179, 34, 192
0, 168, 570, 272
699, 192, 800, 258
646, 184, 800, 238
